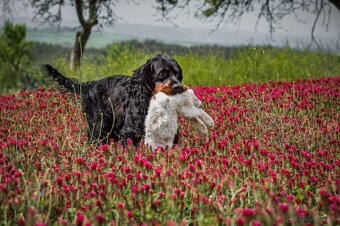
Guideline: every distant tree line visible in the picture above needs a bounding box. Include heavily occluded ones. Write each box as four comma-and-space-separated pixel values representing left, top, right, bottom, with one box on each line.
30, 39, 241, 62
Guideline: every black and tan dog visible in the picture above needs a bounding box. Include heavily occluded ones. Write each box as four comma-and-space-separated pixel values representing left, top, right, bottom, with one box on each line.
42, 54, 184, 146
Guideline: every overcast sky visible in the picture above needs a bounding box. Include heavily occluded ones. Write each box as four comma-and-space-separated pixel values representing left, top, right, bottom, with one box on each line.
115, 1, 340, 33
1, 0, 339, 48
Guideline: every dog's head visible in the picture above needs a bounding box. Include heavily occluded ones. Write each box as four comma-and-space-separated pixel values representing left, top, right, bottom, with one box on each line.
133, 54, 184, 94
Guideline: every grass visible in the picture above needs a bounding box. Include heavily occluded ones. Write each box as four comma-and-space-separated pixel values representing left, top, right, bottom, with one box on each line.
43, 43, 340, 87
1, 41, 339, 92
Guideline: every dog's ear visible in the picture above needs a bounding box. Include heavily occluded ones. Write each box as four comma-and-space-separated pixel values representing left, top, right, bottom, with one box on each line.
131, 59, 154, 86
133, 59, 152, 76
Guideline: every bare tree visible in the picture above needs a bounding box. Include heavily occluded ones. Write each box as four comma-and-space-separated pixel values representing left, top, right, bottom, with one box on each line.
155, 0, 340, 47
34, 0, 119, 69
1, 0, 120, 70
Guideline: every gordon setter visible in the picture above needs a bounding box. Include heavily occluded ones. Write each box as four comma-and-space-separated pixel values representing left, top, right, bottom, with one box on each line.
42, 54, 184, 146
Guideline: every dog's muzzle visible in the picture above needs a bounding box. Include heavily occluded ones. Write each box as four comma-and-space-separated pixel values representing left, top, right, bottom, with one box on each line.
172, 84, 183, 94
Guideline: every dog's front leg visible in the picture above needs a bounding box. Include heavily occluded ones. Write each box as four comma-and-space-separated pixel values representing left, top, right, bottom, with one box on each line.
121, 124, 142, 148
121, 106, 145, 147
173, 133, 179, 145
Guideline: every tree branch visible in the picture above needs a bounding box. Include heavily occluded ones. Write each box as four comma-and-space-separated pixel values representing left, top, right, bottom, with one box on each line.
310, 0, 324, 48
156, 0, 336, 48
75, 0, 86, 27
88, 0, 99, 27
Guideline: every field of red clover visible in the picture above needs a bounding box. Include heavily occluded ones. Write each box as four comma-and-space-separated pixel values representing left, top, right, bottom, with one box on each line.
0, 76, 339, 225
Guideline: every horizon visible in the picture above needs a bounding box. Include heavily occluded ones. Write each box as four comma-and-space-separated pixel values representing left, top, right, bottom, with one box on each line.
18, 23, 340, 53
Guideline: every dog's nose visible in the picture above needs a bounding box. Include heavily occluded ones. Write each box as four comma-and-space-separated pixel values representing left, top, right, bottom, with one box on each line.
172, 84, 183, 94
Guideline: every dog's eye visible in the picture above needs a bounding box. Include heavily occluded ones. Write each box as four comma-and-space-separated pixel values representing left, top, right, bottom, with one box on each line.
159, 72, 166, 78
158, 70, 168, 80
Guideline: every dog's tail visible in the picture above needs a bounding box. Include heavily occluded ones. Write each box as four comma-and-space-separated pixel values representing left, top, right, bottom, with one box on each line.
41, 64, 82, 94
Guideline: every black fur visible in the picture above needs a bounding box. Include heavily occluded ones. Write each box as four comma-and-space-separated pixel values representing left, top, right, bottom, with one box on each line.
42, 54, 183, 146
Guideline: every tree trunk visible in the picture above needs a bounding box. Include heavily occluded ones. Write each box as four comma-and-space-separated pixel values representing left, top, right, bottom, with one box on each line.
70, 28, 91, 70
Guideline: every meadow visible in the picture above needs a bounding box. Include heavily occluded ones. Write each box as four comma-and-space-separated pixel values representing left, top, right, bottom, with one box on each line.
1, 75, 339, 225
1, 38, 340, 225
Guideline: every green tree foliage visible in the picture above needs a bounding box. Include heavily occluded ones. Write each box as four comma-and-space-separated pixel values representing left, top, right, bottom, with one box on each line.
0, 21, 33, 91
